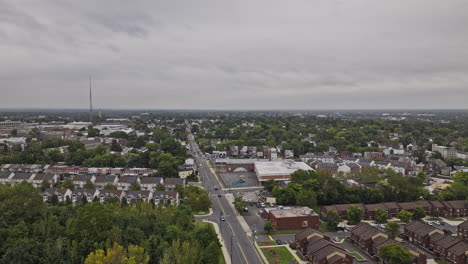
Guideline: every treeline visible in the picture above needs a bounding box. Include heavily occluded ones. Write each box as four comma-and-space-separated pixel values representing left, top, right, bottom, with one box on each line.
266, 170, 468, 207
0, 129, 187, 178
0, 183, 222, 264
195, 116, 468, 157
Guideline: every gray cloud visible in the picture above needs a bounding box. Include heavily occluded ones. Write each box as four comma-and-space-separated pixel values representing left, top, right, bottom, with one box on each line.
1, 0, 468, 110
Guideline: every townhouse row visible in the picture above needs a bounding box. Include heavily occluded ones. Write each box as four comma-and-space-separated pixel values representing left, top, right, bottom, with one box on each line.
295, 228, 354, 264
321, 200, 468, 220
350, 223, 427, 264
0, 171, 186, 191
404, 220, 468, 264
43, 188, 180, 206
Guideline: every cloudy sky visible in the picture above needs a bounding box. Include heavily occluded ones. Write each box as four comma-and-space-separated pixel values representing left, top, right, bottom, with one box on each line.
1, 0, 467, 110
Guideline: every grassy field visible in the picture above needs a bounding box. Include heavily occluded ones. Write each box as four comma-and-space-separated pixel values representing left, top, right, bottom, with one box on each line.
261, 246, 296, 264
347, 251, 366, 261
257, 240, 277, 246
254, 229, 302, 236
444, 217, 465, 221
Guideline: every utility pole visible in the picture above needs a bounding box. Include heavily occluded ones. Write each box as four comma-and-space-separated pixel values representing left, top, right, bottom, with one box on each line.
89, 75, 93, 124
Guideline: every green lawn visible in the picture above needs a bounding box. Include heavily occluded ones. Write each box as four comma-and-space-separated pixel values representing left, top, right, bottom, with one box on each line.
435, 259, 448, 264
444, 217, 465, 221
347, 251, 366, 261
261, 246, 296, 264
194, 210, 210, 215
257, 240, 277, 246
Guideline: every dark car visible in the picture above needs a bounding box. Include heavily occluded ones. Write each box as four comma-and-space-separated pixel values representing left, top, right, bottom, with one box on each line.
214, 187, 218, 190
217, 194, 222, 197
249, 202, 254, 206
256, 202, 261, 208
276, 240, 282, 245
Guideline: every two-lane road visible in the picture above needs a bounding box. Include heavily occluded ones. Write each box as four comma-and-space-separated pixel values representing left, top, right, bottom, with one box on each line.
188, 134, 261, 264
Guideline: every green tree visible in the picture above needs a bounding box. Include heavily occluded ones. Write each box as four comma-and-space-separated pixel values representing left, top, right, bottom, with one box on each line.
84, 179, 95, 189
378, 243, 412, 264
129, 181, 141, 191
412, 205, 426, 220
264, 220, 274, 234
104, 183, 117, 190
41, 179, 51, 190
160, 240, 201, 264
375, 208, 388, 224
384, 222, 400, 239
156, 183, 166, 191
295, 189, 317, 208
61, 178, 75, 190
347, 205, 362, 225
398, 210, 412, 223
324, 210, 340, 231
110, 140, 123, 152
233, 197, 247, 213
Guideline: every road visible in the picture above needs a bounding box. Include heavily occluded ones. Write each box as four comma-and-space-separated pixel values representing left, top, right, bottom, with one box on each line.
187, 133, 262, 264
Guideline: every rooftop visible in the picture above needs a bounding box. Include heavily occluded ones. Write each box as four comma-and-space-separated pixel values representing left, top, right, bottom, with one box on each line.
255, 160, 313, 177
269, 207, 317, 218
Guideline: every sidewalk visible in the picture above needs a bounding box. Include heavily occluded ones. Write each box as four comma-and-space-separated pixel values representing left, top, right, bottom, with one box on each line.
203, 220, 231, 264
254, 242, 307, 264
225, 193, 254, 235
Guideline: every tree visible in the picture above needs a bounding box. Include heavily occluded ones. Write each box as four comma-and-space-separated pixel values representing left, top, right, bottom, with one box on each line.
110, 140, 123, 152
129, 181, 141, 191
412, 205, 426, 220
160, 240, 201, 264
156, 183, 166, 191
84, 179, 95, 189
347, 205, 362, 225
233, 197, 247, 213
264, 220, 274, 234
375, 208, 388, 224
384, 222, 400, 239
41, 179, 51, 190
61, 178, 75, 190
104, 183, 117, 190
85, 243, 149, 264
324, 210, 340, 231
295, 189, 317, 209
398, 210, 413, 223
378, 244, 412, 264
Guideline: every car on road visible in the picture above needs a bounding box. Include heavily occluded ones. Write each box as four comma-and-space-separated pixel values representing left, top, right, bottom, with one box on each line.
243, 207, 248, 212
217, 194, 222, 197
214, 187, 218, 190
276, 240, 282, 245
221, 216, 225, 221
260, 203, 266, 208
256, 202, 261, 208
249, 202, 254, 206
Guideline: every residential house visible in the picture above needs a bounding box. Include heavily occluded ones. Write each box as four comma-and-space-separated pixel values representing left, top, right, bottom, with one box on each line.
10, 172, 35, 185
404, 221, 443, 249
153, 191, 180, 206
31, 173, 59, 188
0, 172, 13, 184
164, 178, 186, 191
458, 220, 468, 241
71, 174, 95, 189
43, 188, 72, 203
446, 240, 468, 264
364, 203, 389, 220
98, 189, 125, 203
433, 235, 462, 260
94, 175, 118, 190
71, 189, 99, 204
117, 176, 140, 190
140, 176, 164, 191
124, 190, 152, 204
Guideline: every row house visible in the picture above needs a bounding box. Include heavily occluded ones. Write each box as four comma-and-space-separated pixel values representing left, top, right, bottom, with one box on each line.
71, 189, 99, 203
98, 189, 125, 203
71, 174, 95, 189
295, 228, 353, 264
117, 176, 140, 190
10, 172, 36, 185
164, 178, 186, 191
153, 191, 180, 206
43, 188, 72, 203
31, 173, 59, 188
351, 223, 427, 264
405, 220, 468, 264
321, 200, 468, 221
140, 176, 164, 191
458, 220, 468, 241
94, 176, 118, 190
124, 190, 152, 204
404, 221, 444, 249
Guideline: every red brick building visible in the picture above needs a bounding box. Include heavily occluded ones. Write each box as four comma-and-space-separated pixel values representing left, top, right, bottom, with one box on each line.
268, 207, 319, 231
458, 220, 468, 241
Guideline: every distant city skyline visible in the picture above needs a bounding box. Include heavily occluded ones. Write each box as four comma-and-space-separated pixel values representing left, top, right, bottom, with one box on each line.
2, 0, 468, 110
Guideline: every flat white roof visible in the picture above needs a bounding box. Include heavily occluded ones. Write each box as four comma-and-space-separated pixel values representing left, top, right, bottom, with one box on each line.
255, 160, 313, 178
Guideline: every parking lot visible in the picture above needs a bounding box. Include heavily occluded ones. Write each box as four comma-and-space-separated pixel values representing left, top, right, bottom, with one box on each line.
218, 172, 260, 188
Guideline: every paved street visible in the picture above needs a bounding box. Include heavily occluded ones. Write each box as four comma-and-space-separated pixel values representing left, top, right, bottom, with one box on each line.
188, 133, 262, 264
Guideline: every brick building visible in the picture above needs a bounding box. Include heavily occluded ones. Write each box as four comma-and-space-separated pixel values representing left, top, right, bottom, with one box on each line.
267, 207, 319, 231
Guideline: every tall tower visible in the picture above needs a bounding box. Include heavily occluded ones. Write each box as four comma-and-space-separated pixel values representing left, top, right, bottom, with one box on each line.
89, 75, 93, 124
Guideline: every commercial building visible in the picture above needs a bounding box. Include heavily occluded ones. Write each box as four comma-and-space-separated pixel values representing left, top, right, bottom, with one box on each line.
254, 160, 313, 181
0, 120, 22, 129
267, 207, 319, 230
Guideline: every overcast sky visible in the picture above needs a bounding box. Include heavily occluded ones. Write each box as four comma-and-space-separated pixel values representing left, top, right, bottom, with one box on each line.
1, 0, 468, 110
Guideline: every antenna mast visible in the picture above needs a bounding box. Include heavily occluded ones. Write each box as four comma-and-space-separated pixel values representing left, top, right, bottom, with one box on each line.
89, 75, 93, 124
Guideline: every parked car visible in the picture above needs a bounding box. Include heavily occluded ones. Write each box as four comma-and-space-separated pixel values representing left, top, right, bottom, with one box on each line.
276, 240, 282, 245
214, 187, 218, 190
221, 216, 225, 221
256, 202, 261, 208
261, 203, 266, 208
249, 202, 254, 206
378, 224, 386, 229
217, 194, 222, 197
